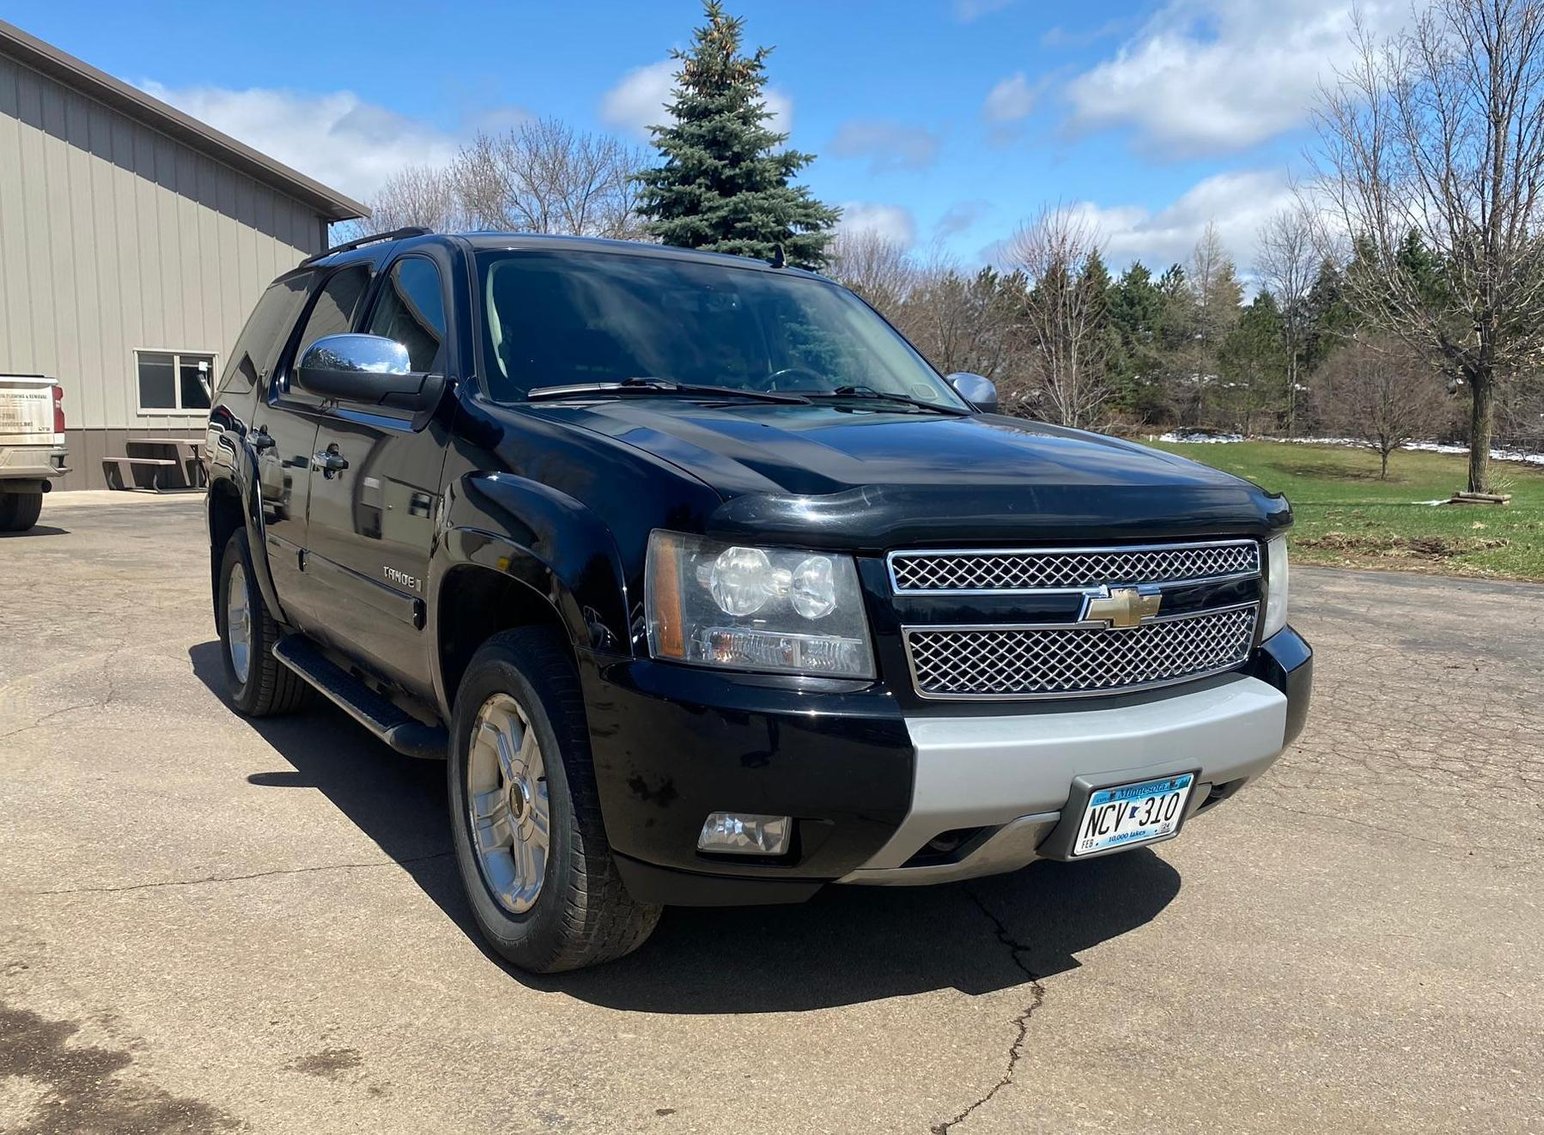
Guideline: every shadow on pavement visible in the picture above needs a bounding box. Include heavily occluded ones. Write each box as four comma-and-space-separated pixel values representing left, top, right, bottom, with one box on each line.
190, 639, 1182, 1013
0, 525, 69, 538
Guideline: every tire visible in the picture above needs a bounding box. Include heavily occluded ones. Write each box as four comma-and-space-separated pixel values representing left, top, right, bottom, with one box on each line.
448, 627, 661, 973
0, 491, 43, 532
217, 529, 308, 717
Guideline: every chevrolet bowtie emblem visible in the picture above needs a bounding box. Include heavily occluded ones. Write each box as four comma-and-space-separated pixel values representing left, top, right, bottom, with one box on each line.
1080, 585, 1162, 630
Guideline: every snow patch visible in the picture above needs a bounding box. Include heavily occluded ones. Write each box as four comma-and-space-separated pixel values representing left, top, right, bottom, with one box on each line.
1151, 433, 1544, 465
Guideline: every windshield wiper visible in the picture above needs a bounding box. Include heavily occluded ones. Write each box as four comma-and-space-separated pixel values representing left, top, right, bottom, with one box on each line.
528, 376, 811, 405
801, 385, 971, 416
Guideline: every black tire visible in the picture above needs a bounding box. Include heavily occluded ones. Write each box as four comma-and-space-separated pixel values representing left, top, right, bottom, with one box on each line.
448, 627, 661, 973
217, 529, 309, 717
0, 491, 43, 532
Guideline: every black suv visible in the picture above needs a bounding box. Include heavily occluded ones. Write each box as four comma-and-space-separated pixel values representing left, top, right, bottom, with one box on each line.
205, 229, 1312, 973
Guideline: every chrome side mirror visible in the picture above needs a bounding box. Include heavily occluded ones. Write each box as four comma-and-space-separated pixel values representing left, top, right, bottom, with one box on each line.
946, 372, 998, 414
296, 334, 437, 409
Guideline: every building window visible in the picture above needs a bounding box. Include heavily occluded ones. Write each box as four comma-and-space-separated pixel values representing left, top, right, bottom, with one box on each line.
136, 350, 216, 413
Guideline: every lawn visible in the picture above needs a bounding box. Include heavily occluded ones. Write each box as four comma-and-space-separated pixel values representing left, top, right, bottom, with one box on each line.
1147, 440, 1544, 582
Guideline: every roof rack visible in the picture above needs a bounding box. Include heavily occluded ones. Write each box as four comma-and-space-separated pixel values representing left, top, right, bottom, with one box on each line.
303, 226, 432, 265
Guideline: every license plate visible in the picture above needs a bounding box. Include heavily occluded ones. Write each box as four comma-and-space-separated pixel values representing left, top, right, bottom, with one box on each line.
1072, 773, 1195, 857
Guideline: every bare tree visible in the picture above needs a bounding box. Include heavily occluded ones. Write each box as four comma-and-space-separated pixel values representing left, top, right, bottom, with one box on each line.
1188, 221, 1243, 349
453, 118, 646, 239
1317, 334, 1451, 476
1311, 0, 1544, 492
828, 229, 917, 312
904, 259, 1027, 384
1005, 206, 1110, 428
1255, 204, 1319, 435
366, 164, 464, 232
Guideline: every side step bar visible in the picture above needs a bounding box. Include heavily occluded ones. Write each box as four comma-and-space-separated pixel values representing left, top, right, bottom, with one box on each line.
273, 636, 447, 759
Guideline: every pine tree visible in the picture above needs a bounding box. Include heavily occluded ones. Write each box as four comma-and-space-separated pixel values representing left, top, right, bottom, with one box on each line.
1216, 291, 1288, 434
636, 2, 840, 268
1108, 262, 1169, 420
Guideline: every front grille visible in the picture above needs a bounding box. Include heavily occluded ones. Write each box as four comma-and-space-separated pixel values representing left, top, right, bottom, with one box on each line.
889, 540, 1259, 593
904, 605, 1258, 699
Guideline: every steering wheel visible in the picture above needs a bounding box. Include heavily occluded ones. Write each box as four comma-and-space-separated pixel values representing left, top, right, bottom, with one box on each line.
754, 366, 832, 393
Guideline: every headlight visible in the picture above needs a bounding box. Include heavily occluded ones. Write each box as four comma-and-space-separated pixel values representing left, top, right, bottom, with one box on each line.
645, 531, 875, 678
1262, 535, 1289, 638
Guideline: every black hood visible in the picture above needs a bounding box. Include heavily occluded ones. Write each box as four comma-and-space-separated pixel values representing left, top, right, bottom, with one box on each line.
531, 400, 1290, 550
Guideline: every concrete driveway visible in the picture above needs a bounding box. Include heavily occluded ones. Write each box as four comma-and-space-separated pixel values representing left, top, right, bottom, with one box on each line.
2, 493, 1540, 1134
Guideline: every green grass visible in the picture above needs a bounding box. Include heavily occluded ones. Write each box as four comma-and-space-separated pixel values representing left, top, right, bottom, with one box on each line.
1146, 440, 1544, 582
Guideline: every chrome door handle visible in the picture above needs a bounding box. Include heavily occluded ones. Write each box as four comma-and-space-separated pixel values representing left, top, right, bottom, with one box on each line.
312, 448, 348, 473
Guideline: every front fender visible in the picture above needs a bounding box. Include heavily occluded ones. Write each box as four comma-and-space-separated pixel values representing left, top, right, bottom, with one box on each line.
433, 470, 632, 698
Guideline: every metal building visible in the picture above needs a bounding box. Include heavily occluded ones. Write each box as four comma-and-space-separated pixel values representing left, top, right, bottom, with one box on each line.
0, 20, 366, 488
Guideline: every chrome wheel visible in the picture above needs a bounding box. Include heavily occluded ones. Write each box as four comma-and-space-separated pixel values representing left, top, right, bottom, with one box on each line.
226, 561, 252, 684
466, 692, 550, 914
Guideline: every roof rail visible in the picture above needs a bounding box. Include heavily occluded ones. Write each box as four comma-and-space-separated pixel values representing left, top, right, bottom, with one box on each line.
303, 226, 432, 265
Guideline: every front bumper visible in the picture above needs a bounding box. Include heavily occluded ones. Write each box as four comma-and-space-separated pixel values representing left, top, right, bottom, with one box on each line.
585, 627, 1312, 906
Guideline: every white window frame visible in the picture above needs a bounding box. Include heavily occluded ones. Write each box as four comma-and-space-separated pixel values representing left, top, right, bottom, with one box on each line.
134, 349, 219, 415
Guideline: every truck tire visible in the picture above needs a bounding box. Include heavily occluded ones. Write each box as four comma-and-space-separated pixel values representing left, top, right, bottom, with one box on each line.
217, 529, 308, 716
0, 491, 43, 532
448, 627, 661, 973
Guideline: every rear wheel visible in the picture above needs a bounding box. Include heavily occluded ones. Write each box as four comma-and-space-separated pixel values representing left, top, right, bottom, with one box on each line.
448, 627, 661, 973
217, 530, 308, 716
0, 491, 43, 532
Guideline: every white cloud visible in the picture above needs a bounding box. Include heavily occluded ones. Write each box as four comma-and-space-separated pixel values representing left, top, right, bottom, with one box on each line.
828, 120, 940, 172
599, 60, 677, 138
955, 0, 1016, 21
600, 59, 793, 140
935, 200, 991, 239
139, 82, 463, 203
837, 202, 918, 249
1063, 0, 1414, 155
983, 73, 1036, 123
990, 169, 1296, 272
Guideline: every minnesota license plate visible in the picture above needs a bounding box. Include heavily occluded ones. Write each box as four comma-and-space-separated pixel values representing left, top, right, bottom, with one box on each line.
1072, 773, 1195, 857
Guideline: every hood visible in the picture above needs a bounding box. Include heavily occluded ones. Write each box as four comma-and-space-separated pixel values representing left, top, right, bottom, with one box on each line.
530, 400, 1290, 549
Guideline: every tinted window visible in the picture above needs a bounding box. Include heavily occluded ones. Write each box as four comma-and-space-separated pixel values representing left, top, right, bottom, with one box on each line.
294, 265, 372, 362
477, 250, 961, 405
366, 258, 447, 372
217, 275, 311, 396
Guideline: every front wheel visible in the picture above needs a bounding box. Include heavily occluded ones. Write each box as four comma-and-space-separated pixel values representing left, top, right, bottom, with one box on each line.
0, 491, 43, 532
448, 628, 661, 973
217, 530, 308, 716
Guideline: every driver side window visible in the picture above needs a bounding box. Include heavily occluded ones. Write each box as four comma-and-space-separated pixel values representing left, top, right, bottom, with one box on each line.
368, 258, 447, 372
277, 265, 371, 397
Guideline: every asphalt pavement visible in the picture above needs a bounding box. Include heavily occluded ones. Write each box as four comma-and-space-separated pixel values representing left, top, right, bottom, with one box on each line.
1, 492, 1540, 1134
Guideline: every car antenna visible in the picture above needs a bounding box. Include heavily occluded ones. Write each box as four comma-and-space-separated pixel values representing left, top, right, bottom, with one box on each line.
769, 243, 786, 269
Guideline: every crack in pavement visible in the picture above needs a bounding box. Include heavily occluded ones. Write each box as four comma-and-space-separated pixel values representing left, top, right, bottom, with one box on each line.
931, 888, 1046, 1134
18, 851, 453, 897
0, 637, 131, 743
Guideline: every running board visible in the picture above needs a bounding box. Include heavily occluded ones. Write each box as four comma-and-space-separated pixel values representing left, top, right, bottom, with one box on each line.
272, 636, 447, 759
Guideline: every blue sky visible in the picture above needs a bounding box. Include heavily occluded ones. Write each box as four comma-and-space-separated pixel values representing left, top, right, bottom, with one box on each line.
7, 0, 1413, 272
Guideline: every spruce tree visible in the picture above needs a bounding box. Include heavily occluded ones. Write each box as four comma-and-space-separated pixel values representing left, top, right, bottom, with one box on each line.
637, 1, 840, 268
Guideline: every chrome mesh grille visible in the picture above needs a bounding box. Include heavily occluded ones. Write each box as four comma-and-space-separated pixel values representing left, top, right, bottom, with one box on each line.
890, 541, 1260, 593
905, 606, 1258, 699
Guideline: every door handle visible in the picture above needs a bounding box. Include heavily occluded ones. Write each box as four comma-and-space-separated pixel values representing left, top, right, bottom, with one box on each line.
312, 448, 348, 474
250, 429, 275, 452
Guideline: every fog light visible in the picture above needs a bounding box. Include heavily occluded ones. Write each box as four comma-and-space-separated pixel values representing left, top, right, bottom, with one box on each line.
697, 812, 791, 855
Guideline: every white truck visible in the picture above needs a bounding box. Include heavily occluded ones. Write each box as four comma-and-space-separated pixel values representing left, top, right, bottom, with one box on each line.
0, 375, 68, 531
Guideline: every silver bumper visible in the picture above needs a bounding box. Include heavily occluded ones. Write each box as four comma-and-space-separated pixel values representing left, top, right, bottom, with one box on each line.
840, 674, 1288, 885
0, 445, 69, 482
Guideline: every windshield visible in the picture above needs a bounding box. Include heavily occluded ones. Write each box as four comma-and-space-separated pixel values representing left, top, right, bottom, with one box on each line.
476, 249, 965, 407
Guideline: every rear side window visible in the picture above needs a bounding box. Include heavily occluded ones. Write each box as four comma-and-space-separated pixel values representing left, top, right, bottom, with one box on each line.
366, 258, 447, 372
217, 275, 311, 396
294, 265, 373, 363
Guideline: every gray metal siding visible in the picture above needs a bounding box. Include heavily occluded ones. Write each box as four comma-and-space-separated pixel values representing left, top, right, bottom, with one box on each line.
0, 51, 327, 442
